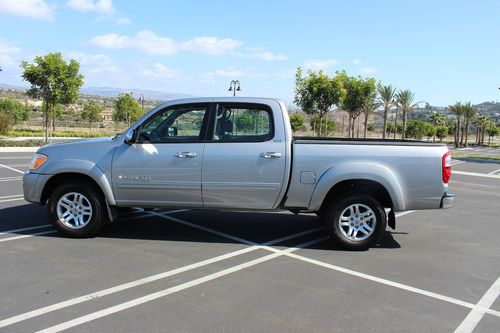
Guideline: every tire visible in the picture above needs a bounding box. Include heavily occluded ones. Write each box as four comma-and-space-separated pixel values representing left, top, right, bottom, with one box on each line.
325, 193, 387, 250
47, 180, 106, 238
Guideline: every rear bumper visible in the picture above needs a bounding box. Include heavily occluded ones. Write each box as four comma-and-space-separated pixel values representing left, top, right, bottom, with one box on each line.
440, 192, 454, 209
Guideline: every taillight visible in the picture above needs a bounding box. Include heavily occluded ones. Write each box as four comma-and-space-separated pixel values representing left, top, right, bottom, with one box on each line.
442, 150, 451, 184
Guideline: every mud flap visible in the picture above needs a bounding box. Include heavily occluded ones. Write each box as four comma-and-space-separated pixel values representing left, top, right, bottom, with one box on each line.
388, 208, 396, 230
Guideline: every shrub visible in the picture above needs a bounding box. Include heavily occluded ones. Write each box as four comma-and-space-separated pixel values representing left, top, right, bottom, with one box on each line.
0, 113, 14, 135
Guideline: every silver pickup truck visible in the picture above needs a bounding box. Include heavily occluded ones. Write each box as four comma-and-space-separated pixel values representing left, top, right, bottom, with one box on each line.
23, 97, 454, 249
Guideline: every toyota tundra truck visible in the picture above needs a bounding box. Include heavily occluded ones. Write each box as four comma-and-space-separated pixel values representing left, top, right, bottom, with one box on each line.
23, 97, 454, 250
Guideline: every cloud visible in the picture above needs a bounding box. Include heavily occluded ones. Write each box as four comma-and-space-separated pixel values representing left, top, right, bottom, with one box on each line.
353, 58, 362, 65
0, 0, 55, 21
359, 66, 378, 74
67, 52, 121, 74
138, 63, 181, 79
66, 0, 130, 24
237, 48, 288, 61
204, 67, 294, 80
180, 37, 242, 55
66, 0, 114, 14
90, 31, 177, 55
0, 40, 21, 67
303, 58, 339, 71
89, 31, 286, 60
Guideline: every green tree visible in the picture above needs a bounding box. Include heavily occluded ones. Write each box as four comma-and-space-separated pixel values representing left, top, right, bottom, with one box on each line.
405, 120, 427, 140
0, 98, 29, 124
487, 123, 498, 144
81, 101, 104, 133
462, 102, 477, 147
395, 89, 418, 139
294, 67, 345, 136
424, 123, 436, 141
289, 113, 305, 133
310, 115, 337, 136
41, 102, 63, 131
21, 53, 84, 142
429, 111, 446, 126
113, 93, 143, 125
376, 83, 396, 139
435, 126, 448, 142
340, 74, 376, 138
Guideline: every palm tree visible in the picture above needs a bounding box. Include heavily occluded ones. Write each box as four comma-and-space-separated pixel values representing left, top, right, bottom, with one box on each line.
461, 102, 477, 147
448, 102, 463, 147
395, 89, 418, 139
429, 111, 446, 142
377, 83, 396, 139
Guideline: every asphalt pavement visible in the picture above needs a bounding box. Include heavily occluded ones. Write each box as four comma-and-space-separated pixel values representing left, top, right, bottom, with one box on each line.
0, 153, 499, 333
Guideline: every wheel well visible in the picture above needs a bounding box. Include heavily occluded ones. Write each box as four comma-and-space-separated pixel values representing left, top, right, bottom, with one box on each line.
319, 179, 393, 214
41, 173, 104, 204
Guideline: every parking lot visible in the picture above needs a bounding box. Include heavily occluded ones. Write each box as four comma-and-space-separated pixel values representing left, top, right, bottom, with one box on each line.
0, 152, 499, 333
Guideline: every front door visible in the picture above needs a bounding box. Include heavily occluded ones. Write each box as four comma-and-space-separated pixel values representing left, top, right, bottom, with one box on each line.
112, 103, 210, 207
202, 103, 286, 209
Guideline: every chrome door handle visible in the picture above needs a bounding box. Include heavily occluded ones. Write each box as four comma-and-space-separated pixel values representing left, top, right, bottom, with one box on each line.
259, 152, 282, 159
175, 152, 197, 158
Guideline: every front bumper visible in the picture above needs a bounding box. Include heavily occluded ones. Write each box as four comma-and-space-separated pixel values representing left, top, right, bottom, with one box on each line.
23, 171, 51, 204
440, 192, 454, 209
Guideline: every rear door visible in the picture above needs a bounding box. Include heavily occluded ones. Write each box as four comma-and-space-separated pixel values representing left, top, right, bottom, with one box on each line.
201, 102, 286, 209
112, 103, 210, 207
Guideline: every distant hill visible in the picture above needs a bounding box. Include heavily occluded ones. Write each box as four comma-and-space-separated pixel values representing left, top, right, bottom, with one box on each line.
80, 87, 193, 101
0, 83, 192, 102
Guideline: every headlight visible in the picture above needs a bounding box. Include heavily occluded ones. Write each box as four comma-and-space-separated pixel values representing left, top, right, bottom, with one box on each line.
30, 153, 48, 170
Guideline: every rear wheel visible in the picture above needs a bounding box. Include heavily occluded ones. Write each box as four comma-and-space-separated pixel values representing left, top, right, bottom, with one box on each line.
48, 180, 106, 238
325, 193, 386, 250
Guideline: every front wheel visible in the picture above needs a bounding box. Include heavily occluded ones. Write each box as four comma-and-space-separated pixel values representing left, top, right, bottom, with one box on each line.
47, 180, 106, 238
325, 193, 387, 250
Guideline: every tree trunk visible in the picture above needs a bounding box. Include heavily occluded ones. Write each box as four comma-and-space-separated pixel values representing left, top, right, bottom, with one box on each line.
455, 118, 460, 148
382, 107, 388, 139
347, 114, 352, 138
363, 113, 368, 139
464, 121, 469, 147
402, 110, 407, 139
351, 116, 356, 139
393, 108, 398, 140
356, 116, 360, 138
52, 111, 56, 132
44, 102, 49, 143
460, 121, 464, 146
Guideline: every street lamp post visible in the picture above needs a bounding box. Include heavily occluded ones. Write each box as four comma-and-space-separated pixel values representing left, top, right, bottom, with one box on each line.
138, 93, 145, 109
228, 80, 241, 97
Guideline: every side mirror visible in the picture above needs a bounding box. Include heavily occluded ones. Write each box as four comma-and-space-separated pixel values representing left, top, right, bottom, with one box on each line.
124, 129, 136, 144
168, 126, 178, 136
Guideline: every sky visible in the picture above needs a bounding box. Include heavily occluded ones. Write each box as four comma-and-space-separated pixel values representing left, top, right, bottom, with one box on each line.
0, 0, 499, 106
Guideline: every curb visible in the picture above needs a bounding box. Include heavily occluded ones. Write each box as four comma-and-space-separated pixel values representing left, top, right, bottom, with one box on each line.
0, 147, 39, 153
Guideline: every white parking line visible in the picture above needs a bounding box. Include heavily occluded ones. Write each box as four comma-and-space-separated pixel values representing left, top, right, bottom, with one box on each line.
453, 170, 500, 179
0, 230, 57, 243
0, 163, 24, 174
0, 226, 323, 329
0, 194, 23, 199
282, 252, 500, 320
0, 197, 25, 203
488, 168, 500, 175
0, 224, 52, 235
451, 160, 466, 166
0, 176, 23, 182
35, 236, 328, 333
454, 277, 500, 333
